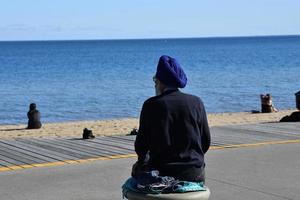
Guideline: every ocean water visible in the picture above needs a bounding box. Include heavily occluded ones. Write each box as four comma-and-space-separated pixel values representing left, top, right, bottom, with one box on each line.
0, 36, 299, 125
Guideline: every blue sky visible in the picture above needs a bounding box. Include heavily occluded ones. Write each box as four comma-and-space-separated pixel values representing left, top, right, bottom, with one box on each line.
0, 0, 299, 41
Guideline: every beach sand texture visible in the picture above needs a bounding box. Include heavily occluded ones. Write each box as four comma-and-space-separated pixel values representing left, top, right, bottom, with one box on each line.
0, 110, 296, 139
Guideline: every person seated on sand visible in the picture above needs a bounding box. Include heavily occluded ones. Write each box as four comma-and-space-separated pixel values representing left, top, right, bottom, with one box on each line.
280, 111, 300, 122
132, 55, 211, 183
27, 103, 42, 129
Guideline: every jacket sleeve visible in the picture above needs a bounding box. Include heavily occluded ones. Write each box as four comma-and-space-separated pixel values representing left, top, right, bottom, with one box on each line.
134, 102, 150, 163
199, 99, 211, 154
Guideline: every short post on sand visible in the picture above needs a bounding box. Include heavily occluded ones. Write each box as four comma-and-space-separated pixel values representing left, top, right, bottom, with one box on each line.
295, 91, 300, 110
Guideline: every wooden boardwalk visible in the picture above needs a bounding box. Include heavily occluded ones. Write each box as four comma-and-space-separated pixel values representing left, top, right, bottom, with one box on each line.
0, 122, 299, 171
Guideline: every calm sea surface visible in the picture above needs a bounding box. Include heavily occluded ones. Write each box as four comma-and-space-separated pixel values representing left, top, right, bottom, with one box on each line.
0, 36, 299, 124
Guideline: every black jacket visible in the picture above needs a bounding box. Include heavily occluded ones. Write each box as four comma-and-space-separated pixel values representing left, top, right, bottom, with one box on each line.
135, 89, 210, 172
27, 109, 42, 129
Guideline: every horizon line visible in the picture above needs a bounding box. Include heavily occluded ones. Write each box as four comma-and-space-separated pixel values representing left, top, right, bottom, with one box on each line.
0, 34, 300, 42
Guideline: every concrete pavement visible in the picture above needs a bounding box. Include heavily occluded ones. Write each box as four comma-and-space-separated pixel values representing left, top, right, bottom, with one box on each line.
0, 122, 299, 199
0, 142, 299, 200
206, 143, 300, 200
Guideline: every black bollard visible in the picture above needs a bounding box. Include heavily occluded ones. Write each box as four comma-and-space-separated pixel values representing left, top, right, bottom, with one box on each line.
295, 91, 300, 110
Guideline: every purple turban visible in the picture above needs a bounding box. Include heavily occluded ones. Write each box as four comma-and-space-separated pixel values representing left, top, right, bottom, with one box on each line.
155, 55, 187, 88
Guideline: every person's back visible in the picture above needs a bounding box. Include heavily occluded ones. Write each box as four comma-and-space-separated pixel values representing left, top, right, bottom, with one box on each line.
134, 55, 211, 183
27, 103, 42, 129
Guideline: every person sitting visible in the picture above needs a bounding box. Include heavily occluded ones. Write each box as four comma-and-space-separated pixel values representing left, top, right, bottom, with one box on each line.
280, 111, 300, 122
133, 55, 211, 183
27, 103, 42, 129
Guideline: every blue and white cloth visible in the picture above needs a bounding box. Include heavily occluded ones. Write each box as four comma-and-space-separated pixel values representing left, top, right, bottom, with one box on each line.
122, 170, 206, 198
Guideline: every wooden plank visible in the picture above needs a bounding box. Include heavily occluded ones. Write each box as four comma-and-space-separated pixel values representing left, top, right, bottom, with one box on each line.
257, 125, 300, 136
212, 134, 270, 145
0, 145, 46, 164
0, 157, 19, 167
0, 141, 58, 163
61, 139, 134, 156
97, 136, 135, 146
15, 138, 87, 159
211, 142, 231, 146
61, 138, 134, 154
0, 153, 27, 166
0, 140, 66, 162
211, 130, 253, 145
108, 135, 136, 143
0, 139, 78, 161
227, 124, 300, 139
0, 149, 42, 165
240, 126, 299, 137
268, 122, 300, 133
256, 122, 300, 129
240, 128, 297, 140
213, 126, 285, 141
33, 138, 109, 157
87, 138, 134, 150
51, 137, 133, 156
30, 138, 102, 158
55, 138, 126, 155
47, 138, 122, 156
14, 139, 78, 160
27, 138, 93, 159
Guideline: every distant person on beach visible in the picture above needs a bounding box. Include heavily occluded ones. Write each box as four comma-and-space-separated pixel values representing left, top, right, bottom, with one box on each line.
27, 103, 42, 129
133, 55, 211, 183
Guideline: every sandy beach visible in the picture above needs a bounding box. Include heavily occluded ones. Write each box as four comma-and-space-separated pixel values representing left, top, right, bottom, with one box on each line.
0, 110, 296, 139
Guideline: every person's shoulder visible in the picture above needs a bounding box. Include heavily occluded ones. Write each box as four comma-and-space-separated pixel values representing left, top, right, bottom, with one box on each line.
142, 96, 158, 107
180, 92, 205, 105
180, 91, 201, 100
142, 94, 169, 110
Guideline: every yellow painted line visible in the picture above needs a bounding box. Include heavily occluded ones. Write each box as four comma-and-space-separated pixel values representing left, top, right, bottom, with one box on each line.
64, 160, 81, 164
76, 159, 93, 163
210, 139, 300, 150
19, 164, 34, 169
0, 167, 12, 172
106, 153, 137, 159
0, 164, 36, 171
5, 165, 21, 170
0, 164, 30, 171
31, 161, 66, 168
0, 140, 299, 172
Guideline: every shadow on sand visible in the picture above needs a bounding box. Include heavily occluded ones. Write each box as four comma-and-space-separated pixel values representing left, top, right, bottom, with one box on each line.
0, 128, 27, 132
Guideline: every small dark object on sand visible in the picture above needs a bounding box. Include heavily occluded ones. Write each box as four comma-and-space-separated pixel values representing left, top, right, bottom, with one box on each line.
130, 128, 138, 135
82, 128, 95, 139
280, 111, 300, 122
251, 110, 260, 114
